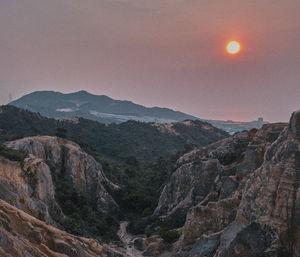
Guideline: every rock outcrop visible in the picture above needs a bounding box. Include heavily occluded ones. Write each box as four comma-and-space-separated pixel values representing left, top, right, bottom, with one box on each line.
154, 124, 286, 225
0, 154, 61, 225
150, 117, 300, 256
0, 136, 118, 226
0, 199, 123, 257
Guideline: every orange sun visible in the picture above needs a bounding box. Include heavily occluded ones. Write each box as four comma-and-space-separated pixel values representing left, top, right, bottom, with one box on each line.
226, 41, 241, 55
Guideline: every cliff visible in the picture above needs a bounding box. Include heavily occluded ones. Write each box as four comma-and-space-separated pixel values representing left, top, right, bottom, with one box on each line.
0, 136, 119, 239
149, 112, 300, 256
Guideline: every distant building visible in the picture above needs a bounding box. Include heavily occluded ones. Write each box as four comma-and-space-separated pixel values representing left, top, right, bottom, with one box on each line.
258, 117, 263, 122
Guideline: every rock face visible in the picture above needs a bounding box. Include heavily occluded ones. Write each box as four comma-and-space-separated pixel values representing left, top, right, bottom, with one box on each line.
154, 159, 222, 228
154, 124, 286, 225
0, 136, 118, 225
0, 199, 123, 257
0, 155, 61, 225
233, 111, 300, 256
290, 110, 300, 139
150, 118, 300, 256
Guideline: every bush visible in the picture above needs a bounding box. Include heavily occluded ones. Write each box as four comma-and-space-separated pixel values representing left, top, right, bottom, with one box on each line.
56, 128, 68, 138
24, 166, 38, 191
159, 228, 180, 244
0, 143, 26, 165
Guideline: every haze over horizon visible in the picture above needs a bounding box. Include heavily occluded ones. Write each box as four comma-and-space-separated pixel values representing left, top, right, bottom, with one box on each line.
1, 0, 299, 122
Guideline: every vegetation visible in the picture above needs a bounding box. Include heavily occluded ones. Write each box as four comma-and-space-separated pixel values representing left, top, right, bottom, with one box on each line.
106, 156, 178, 211
0, 142, 26, 166
48, 148, 119, 241
24, 166, 38, 191
0, 105, 228, 165
0, 106, 228, 240
55, 127, 68, 138
159, 229, 180, 244
158, 218, 181, 243
0, 142, 37, 191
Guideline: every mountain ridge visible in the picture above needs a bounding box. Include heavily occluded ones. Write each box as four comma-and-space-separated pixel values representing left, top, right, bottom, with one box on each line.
10, 90, 198, 124
10, 90, 269, 132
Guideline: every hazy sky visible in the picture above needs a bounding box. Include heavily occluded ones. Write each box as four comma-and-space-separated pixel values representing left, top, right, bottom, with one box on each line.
0, 0, 299, 121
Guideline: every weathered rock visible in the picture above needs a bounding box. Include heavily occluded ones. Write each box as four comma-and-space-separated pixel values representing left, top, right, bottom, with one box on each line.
155, 123, 286, 225
215, 222, 273, 257
133, 238, 146, 251
154, 159, 222, 227
187, 232, 221, 257
143, 235, 169, 257
0, 136, 119, 231
290, 110, 300, 139
234, 116, 300, 256
151, 120, 293, 256
5, 136, 119, 218
176, 115, 298, 256
0, 199, 123, 257
181, 192, 241, 246
0, 155, 61, 225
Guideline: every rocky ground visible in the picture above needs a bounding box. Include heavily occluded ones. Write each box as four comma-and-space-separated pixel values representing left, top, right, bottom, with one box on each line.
117, 221, 144, 257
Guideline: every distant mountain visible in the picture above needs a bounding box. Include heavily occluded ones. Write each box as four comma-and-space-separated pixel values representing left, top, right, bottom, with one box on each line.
10, 90, 198, 124
10, 90, 268, 133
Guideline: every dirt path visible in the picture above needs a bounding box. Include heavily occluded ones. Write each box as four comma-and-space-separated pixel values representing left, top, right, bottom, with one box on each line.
117, 221, 143, 257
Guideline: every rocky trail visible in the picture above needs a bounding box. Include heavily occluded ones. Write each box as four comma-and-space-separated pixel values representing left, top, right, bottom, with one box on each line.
118, 221, 144, 257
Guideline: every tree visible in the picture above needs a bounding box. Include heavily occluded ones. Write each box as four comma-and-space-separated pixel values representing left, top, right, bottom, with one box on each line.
56, 128, 68, 138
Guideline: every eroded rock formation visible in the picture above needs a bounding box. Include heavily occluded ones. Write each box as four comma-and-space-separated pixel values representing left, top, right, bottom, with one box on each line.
1, 111, 299, 257
150, 114, 300, 257
0, 199, 122, 257
0, 136, 119, 227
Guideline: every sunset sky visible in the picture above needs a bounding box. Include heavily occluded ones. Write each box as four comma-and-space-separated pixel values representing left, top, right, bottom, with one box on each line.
0, 0, 299, 121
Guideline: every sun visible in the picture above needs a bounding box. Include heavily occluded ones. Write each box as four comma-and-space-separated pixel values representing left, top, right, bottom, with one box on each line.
226, 41, 241, 55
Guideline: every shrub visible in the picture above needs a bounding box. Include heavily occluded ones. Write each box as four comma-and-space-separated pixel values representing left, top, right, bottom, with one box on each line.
159, 228, 180, 244
24, 165, 38, 191
0, 143, 26, 165
56, 128, 68, 139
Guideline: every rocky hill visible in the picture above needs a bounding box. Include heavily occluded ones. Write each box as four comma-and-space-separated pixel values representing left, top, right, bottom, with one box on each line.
141, 111, 299, 256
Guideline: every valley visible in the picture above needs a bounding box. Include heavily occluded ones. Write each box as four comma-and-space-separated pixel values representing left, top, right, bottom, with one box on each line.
1, 1, 298, 256
0, 106, 299, 256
